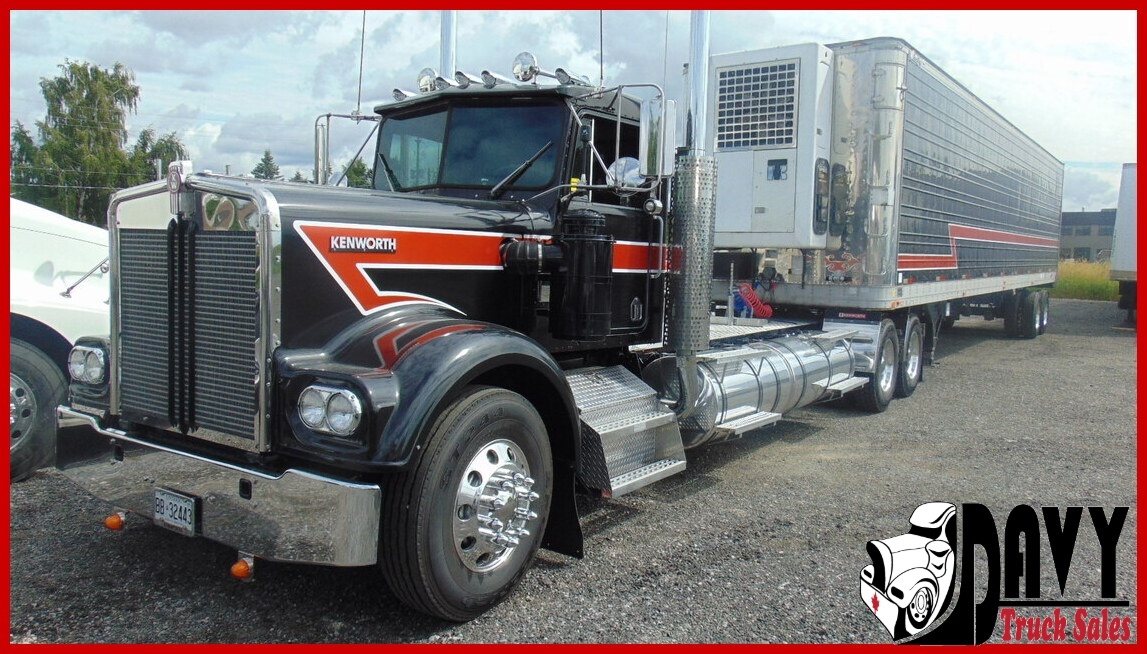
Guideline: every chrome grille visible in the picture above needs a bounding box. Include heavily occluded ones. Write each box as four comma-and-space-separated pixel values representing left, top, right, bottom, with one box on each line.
118, 227, 260, 444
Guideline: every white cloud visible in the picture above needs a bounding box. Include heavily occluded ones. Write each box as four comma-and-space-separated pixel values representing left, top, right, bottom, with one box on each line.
9, 9, 1137, 207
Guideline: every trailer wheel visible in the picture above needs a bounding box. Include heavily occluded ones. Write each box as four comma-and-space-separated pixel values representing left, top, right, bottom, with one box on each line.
894, 315, 923, 398
1018, 290, 1040, 339
855, 320, 898, 413
1002, 293, 1020, 337
1037, 290, 1050, 335
10, 339, 66, 481
379, 385, 552, 622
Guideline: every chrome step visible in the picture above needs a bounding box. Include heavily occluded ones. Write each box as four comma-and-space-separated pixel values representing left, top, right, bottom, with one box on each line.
821, 376, 868, 399
712, 410, 782, 440
812, 328, 858, 343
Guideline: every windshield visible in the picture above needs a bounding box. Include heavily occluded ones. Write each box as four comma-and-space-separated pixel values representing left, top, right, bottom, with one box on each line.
376, 102, 566, 192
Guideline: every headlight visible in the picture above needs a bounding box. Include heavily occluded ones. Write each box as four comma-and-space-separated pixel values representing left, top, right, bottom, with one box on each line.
67, 346, 106, 384
297, 385, 363, 437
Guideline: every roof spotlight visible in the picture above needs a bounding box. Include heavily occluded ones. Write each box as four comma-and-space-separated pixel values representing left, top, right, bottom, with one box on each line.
434, 76, 459, 90
512, 52, 539, 82
481, 70, 513, 89
416, 67, 438, 93
556, 68, 591, 86
454, 71, 483, 89
392, 88, 416, 101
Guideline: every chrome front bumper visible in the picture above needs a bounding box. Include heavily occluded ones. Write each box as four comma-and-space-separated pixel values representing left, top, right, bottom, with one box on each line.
55, 407, 381, 566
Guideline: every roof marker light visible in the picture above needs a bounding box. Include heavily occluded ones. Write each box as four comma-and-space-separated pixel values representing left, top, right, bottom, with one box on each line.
480, 70, 512, 89
455, 71, 482, 89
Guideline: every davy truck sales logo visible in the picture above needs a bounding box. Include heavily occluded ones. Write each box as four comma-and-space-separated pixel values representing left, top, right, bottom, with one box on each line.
860, 502, 1133, 645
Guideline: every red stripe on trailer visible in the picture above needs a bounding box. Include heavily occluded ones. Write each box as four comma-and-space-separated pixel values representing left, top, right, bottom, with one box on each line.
897, 224, 1059, 271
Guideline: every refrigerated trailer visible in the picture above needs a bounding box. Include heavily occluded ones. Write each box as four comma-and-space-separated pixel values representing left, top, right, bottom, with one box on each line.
56, 27, 1063, 622
708, 38, 1062, 409
1110, 163, 1136, 322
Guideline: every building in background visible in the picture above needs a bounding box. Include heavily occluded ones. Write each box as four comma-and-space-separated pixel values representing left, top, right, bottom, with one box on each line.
1059, 208, 1116, 261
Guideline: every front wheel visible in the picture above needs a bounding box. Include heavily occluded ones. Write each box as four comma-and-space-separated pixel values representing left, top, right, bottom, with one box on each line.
379, 386, 552, 621
905, 585, 936, 633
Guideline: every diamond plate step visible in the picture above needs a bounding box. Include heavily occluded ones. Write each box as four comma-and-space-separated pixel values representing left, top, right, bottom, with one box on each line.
566, 366, 686, 498
608, 458, 686, 498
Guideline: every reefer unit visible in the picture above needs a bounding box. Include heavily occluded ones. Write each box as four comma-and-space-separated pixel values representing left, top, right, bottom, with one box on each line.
708, 38, 1064, 310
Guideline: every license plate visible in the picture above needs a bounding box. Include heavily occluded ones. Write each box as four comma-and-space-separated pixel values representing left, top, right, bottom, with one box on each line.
153, 487, 199, 536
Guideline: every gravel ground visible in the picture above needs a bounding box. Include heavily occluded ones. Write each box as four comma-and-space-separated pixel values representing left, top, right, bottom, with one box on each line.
8, 298, 1137, 643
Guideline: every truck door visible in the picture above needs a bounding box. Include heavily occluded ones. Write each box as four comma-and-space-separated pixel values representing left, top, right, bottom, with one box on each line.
570, 113, 664, 342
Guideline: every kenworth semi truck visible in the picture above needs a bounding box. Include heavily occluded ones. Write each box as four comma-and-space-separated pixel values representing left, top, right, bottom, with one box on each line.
56, 31, 1062, 621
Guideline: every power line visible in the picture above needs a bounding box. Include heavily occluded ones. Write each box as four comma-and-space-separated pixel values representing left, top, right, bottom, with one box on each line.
11, 182, 127, 191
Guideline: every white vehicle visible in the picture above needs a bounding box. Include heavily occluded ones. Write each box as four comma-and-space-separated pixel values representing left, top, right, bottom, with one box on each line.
9, 197, 109, 480
1110, 163, 1136, 323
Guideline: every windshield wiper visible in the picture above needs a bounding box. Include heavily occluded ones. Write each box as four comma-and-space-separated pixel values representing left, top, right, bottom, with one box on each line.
489, 141, 553, 200
376, 151, 401, 191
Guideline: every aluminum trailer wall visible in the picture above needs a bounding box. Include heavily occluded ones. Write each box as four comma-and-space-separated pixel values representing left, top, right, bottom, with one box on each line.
1110, 163, 1137, 282
711, 38, 1063, 311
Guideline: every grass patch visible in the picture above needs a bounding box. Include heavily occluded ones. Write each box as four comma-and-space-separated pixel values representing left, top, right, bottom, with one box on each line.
1050, 260, 1120, 301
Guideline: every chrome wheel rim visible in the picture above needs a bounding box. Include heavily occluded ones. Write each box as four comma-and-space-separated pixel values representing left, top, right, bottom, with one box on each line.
10, 372, 37, 451
453, 438, 540, 573
877, 342, 896, 394
904, 329, 923, 381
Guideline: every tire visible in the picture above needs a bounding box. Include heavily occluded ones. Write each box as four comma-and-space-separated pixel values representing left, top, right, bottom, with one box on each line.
1037, 290, 1050, 335
10, 339, 67, 481
1018, 290, 1040, 339
1002, 293, 1020, 337
894, 314, 923, 399
855, 320, 898, 413
905, 585, 936, 633
379, 386, 552, 622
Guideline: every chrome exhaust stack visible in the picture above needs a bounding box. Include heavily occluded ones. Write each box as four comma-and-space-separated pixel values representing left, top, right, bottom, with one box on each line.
668, 11, 716, 421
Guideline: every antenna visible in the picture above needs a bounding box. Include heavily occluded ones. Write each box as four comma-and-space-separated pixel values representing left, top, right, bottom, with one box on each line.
599, 10, 604, 87
355, 11, 366, 117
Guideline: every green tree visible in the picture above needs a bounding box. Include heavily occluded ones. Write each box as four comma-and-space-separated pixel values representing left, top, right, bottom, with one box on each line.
10, 121, 51, 209
290, 170, 310, 183
341, 158, 373, 189
9, 60, 189, 225
251, 149, 280, 180
127, 128, 190, 184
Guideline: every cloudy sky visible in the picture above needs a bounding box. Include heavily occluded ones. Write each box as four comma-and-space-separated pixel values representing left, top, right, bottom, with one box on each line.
9, 10, 1137, 210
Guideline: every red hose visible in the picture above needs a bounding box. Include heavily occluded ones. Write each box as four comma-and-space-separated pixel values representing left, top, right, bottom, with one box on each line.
738, 282, 773, 319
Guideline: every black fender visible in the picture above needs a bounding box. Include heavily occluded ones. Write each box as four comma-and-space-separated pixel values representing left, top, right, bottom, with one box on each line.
276, 305, 584, 558
10, 313, 73, 372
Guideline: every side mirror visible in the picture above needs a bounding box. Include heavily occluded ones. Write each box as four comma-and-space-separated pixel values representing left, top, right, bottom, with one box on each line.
639, 98, 676, 178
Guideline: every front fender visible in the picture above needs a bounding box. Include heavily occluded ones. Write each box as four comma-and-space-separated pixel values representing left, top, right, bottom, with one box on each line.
277, 306, 578, 471
887, 567, 940, 610
380, 322, 577, 467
